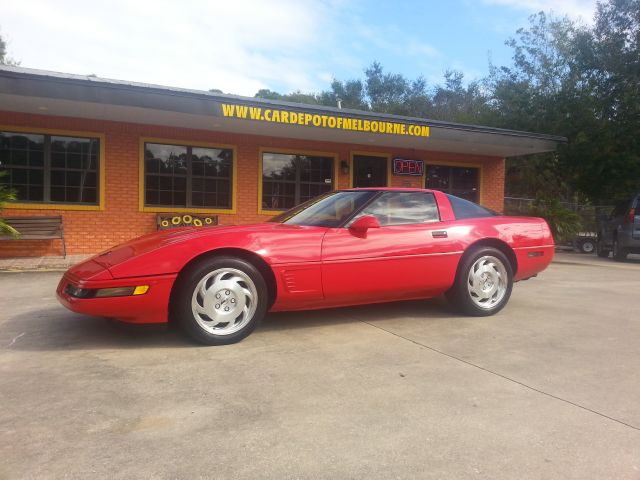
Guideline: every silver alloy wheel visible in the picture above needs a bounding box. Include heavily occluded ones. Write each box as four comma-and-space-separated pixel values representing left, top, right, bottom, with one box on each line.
467, 255, 508, 310
191, 268, 258, 336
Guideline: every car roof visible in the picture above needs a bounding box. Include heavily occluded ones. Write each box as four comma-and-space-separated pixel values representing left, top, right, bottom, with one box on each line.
341, 187, 437, 193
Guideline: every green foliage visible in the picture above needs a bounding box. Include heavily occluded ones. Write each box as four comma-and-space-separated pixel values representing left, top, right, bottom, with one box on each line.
573, 0, 640, 202
0, 171, 19, 237
485, 5, 640, 203
255, 88, 324, 106
326, 78, 369, 110
0, 29, 19, 65
0, 33, 5, 63
255, 61, 487, 122
432, 70, 491, 124
528, 198, 583, 243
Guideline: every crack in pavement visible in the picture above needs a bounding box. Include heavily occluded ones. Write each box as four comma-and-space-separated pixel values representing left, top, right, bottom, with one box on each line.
6, 332, 25, 347
358, 318, 640, 433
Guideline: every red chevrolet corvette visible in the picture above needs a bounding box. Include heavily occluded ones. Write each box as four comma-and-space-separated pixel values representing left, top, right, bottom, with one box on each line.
57, 188, 554, 345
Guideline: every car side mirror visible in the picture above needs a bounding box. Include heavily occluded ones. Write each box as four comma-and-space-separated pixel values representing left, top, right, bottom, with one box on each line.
349, 215, 381, 232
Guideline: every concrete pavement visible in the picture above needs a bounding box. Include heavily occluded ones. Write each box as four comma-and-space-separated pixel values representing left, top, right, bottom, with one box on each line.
0, 256, 639, 479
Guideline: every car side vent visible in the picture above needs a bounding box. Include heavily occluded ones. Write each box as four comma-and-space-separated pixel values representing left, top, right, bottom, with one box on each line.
282, 271, 298, 292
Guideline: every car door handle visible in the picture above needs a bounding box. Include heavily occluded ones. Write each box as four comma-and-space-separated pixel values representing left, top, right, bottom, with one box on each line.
432, 230, 448, 238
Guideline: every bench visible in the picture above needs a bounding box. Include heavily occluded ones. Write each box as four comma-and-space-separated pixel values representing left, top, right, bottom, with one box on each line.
1, 216, 66, 257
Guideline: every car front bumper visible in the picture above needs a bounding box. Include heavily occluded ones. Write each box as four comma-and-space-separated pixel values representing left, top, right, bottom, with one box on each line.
57, 271, 178, 324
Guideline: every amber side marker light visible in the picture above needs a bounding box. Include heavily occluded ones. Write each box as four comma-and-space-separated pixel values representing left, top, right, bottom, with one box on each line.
133, 285, 150, 295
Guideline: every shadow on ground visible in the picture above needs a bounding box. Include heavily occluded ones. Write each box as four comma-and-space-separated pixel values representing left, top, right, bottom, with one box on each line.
2, 297, 454, 352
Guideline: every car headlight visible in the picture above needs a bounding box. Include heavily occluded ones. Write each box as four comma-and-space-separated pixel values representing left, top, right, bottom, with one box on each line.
65, 284, 149, 298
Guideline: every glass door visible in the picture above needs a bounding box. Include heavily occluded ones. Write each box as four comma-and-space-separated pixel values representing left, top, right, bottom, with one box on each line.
352, 154, 388, 187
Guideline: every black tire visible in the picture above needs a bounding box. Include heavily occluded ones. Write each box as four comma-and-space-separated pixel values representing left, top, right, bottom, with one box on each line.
612, 238, 628, 262
596, 236, 610, 258
446, 247, 514, 317
578, 238, 596, 254
173, 256, 269, 345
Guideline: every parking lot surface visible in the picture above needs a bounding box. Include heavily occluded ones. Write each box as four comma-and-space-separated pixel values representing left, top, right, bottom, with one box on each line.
1, 253, 639, 479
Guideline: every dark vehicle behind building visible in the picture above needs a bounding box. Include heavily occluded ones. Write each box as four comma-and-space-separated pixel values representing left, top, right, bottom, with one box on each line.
597, 194, 640, 261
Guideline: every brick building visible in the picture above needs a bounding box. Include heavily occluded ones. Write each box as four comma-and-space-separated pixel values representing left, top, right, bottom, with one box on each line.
0, 66, 564, 257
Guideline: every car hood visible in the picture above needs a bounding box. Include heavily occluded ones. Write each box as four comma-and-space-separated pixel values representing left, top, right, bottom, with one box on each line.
66, 221, 328, 280
92, 223, 292, 269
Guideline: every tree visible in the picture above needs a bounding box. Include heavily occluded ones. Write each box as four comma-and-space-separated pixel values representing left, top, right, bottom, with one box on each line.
432, 70, 491, 124
488, 3, 640, 203
573, 0, 640, 202
258, 0, 639, 204
0, 33, 6, 64
0, 29, 18, 65
322, 79, 369, 110
485, 13, 589, 201
253, 62, 488, 121
255, 88, 325, 106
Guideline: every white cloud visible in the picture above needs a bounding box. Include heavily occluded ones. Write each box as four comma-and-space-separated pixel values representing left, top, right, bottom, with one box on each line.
482, 0, 598, 23
2, 0, 342, 95
3, 0, 595, 97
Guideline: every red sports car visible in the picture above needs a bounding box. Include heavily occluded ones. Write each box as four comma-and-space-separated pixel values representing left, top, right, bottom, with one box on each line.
57, 188, 554, 345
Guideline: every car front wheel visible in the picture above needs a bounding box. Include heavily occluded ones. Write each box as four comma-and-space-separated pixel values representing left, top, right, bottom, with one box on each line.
446, 247, 513, 316
173, 256, 268, 345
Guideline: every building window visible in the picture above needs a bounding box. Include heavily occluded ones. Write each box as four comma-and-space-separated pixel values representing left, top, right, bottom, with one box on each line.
262, 152, 334, 211
144, 142, 233, 209
0, 131, 100, 205
426, 165, 479, 202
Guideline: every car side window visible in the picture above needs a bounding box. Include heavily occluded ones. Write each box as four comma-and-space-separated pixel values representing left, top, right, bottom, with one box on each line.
447, 194, 496, 219
351, 192, 440, 226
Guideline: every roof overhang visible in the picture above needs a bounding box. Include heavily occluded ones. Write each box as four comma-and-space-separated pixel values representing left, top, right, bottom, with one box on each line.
0, 66, 566, 158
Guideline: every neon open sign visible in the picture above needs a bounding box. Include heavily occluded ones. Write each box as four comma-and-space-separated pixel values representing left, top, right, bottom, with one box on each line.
393, 158, 424, 176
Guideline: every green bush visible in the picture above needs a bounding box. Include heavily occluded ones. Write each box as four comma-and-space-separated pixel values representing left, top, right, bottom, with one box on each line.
0, 171, 19, 237
528, 198, 582, 243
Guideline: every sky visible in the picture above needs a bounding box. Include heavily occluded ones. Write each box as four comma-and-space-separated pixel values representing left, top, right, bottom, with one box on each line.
2, 0, 598, 97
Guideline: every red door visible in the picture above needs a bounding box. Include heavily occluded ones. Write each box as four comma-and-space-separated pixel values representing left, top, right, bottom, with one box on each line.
320, 192, 460, 305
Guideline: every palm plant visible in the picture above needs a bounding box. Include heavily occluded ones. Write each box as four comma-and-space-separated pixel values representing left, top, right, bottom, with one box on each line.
0, 171, 19, 237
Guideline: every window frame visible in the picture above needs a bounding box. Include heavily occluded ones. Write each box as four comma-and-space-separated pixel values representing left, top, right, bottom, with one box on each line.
139, 137, 237, 214
349, 151, 391, 188
258, 147, 339, 215
1, 126, 105, 211
423, 161, 483, 204
348, 191, 441, 227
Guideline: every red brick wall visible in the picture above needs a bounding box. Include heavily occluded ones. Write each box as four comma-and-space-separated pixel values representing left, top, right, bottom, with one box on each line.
0, 111, 505, 257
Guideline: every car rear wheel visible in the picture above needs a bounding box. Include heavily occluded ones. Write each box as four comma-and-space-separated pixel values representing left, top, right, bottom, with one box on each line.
173, 257, 268, 345
612, 238, 628, 262
446, 247, 513, 316
596, 236, 610, 258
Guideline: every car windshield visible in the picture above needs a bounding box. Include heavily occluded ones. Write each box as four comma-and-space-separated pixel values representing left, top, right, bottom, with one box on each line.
269, 191, 377, 227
